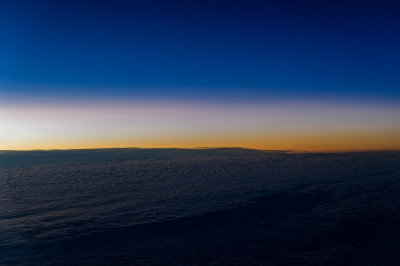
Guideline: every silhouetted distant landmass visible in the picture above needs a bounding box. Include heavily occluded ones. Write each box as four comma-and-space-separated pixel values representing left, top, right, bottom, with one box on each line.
0, 147, 284, 166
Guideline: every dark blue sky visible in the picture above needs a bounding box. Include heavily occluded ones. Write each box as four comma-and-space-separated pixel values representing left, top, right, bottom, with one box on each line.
1, 0, 399, 101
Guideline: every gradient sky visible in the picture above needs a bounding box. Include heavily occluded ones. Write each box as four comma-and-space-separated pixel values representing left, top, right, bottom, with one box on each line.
1, 0, 400, 151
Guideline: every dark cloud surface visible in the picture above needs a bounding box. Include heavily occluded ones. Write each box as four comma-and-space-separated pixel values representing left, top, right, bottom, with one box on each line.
1, 149, 399, 264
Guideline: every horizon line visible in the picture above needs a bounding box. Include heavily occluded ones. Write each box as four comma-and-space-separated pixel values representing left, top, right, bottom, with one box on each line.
1, 146, 400, 154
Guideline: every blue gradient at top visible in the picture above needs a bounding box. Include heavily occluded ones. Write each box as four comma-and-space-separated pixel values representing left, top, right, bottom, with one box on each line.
1, 0, 399, 100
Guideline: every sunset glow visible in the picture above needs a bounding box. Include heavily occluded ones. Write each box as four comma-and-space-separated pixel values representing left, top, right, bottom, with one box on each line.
2, 96, 399, 151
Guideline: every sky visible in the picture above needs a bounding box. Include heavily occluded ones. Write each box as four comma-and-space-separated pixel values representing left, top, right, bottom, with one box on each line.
1, 0, 400, 151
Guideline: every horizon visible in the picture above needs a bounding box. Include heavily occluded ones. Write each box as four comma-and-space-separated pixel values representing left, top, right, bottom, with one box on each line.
2, 146, 400, 153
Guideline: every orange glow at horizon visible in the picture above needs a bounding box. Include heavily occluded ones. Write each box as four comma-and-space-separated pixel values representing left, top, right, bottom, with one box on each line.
1, 100, 400, 152
2, 133, 399, 152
